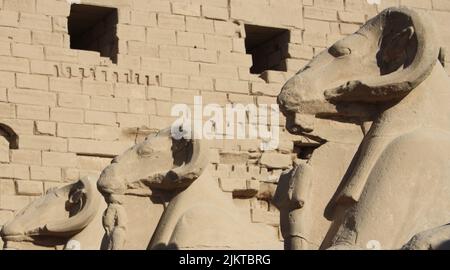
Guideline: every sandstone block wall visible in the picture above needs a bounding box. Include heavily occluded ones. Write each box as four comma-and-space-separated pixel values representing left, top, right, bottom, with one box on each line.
0, 0, 449, 242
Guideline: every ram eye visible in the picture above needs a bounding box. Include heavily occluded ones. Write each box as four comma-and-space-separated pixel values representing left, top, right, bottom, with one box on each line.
329, 46, 351, 58
137, 145, 154, 156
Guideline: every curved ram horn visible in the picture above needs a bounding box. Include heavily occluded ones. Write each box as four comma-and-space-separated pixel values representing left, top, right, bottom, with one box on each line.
167, 129, 209, 182
43, 175, 101, 235
325, 7, 440, 103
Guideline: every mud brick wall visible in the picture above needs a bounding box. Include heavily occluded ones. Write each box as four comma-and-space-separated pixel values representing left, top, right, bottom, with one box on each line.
0, 0, 449, 243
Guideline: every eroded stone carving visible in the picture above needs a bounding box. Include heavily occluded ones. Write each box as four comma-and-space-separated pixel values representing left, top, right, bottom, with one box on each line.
3, 5, 448, 251
1, 127, 282, 250
97, 127, 282, 250
277, 7, 450, 250
1, 176, 106, 250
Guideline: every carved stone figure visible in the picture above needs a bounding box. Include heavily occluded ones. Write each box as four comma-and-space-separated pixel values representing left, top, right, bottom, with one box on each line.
1, 176, 106, 250
273, 139, 361, 250
4, 5, 450, 251
97, 127, 282, 250
2, 127, 282, 250
1, 174, 164, 250
401, 224, 450, 250
277, 7, 450, 250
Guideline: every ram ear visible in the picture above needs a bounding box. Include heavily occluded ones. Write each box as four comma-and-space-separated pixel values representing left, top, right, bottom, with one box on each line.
325, 7, 440, 103
44, 175, 101, 235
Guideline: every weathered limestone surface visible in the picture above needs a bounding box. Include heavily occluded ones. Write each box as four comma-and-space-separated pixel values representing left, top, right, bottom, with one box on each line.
0, 0, 449, 250
277, 6, 450, 250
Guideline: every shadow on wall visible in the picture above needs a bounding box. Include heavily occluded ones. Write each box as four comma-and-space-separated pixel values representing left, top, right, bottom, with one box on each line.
0, 123, 19, 249
0, 123, 18, 150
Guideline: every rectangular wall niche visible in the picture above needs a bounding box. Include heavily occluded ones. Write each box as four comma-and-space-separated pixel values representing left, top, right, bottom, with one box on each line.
245, 25, 290, 74
68, 4, 118, 63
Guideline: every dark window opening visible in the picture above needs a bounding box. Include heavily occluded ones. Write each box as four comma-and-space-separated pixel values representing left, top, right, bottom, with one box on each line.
68, 4, 118, 63
245, 25, 290, 74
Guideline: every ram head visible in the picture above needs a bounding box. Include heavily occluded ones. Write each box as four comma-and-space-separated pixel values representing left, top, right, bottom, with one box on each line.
278, 7, 442, 135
